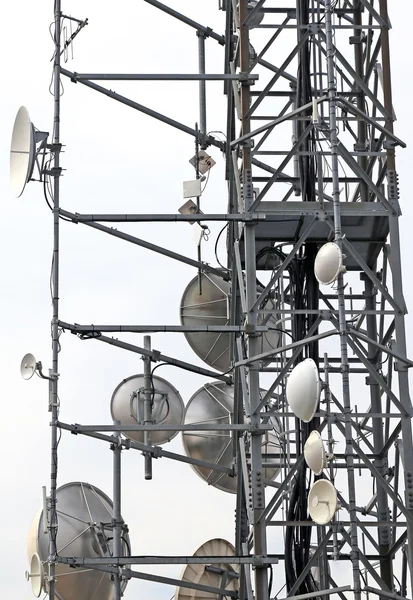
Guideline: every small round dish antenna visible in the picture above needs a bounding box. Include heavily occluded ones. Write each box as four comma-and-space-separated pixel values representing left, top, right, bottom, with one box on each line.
27, 481, 131, 600
180, 273, 280, 373
111, 374, 184, 445
314, 242, 344, 285
20, 353, 37, 380
25, 553, 44, 598
182, 382, 282, 493
286, 359, 320, 422
304, 431, 327, 475
175, 538, 239, 600
308, 480, 338, 525
10, 106, 35, 198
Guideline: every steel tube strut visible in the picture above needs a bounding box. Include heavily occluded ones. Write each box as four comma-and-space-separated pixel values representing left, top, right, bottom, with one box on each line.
325, 1, 361, 597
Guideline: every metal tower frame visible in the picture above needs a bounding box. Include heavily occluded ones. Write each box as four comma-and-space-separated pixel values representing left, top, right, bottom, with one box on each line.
31, 1, 413, 600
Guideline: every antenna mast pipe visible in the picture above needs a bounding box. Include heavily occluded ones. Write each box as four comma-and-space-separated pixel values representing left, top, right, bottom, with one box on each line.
48, 1, 62, 599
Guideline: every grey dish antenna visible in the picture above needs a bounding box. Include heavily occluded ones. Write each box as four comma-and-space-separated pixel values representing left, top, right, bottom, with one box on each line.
182, 381, 282, 493
25, 553, 44, 598
314, 242, 344, 285
286, 359, 320, 422
308, 479, 338, 525
175, 538, 239, 600
180, 273, 280, 373
10, 106, 48, 198
27, 482, 131, 600
20, 353, 37, 380
111, 373, 184, 445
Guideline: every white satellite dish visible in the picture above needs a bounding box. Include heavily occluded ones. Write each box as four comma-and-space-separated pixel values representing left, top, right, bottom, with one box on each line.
27, 481, 131, 600
175, 538, 239, 600
304, 431, 327, 475
314, 242, 344, 285
10, 106, 36, 198
182, 382, 282, 493
180, 273, 280, 373
286, 359, 320, 422
111, 374, 185, 445
25, 553, 44, 598
20, 353, 37, 380
308, 480, 338, 525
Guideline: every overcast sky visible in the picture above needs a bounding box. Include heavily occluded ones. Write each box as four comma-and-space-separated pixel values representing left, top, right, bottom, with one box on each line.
1, 2, 413, 599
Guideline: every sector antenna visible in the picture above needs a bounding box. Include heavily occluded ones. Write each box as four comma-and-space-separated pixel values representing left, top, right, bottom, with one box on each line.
14, 2, 413, 600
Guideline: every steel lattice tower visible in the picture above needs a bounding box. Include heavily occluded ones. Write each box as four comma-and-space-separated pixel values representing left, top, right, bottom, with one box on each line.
21, 1, 413, 600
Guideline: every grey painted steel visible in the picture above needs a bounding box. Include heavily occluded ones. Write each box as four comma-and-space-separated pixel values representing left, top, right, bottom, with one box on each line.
180, 273, 280, 373
182, 381, 281, 493
28, 482, 130, 600
110, 373, 184, 445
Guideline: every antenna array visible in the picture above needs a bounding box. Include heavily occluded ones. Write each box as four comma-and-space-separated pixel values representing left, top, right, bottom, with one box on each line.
13, 1, 413, 600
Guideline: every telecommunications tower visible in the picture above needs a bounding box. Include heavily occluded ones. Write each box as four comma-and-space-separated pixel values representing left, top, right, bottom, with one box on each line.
12, 1, 413, 600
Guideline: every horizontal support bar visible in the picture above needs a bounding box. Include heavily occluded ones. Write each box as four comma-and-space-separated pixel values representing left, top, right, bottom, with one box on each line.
59, 422, 273, 432
282, 586, 351, 600
57, 555, 278, 566
59, 321, 267, 334
267, 521, 407, 528
68, 72, 258, 81
60, 211, 266, 223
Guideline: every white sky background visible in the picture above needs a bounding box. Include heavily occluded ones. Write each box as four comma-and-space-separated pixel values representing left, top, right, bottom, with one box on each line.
1, 2, 413, 599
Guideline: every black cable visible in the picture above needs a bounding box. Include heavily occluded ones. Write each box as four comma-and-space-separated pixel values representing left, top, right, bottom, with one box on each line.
215, 223, 230, 271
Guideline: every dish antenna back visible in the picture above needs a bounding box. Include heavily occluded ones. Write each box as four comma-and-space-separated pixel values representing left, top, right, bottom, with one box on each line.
27, 481, 131, 600
308, 479, 338, 525
180, 273, 280, 373
10, 106, 48, 198
182, 381, 282, 493
175, 538, 239, 600
286, 359, 320, 422
111, 373, 184, 445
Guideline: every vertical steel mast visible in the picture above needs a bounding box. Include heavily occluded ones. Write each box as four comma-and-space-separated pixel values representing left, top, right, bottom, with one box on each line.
23, 1, 413, 599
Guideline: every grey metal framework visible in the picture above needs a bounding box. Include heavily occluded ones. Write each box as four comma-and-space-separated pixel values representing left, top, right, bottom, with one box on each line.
38, 1, 413, 600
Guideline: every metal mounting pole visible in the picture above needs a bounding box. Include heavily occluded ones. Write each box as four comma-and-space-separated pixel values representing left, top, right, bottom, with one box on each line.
143, 335, 153, 480
112, 420, 123, 600
325, 1, 361, 597
198, 31, 207, 144
48, 1, 62, 599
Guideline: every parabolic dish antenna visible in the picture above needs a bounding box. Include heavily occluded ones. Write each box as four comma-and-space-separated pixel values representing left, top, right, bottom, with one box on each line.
27, 482, 131, 600
308, 479, 338, 525
10, 106, 36, 198
247, 1, 264, 28
182, 382, 282, 493
286, 358, 320, 423
304, 431, 327, 476
20, 353, 37, 380
25, 552, 44, 598
314, 242, 343, 285
111, 373, 184, 445
175, 538, 239, 600
180, 273, 280, 373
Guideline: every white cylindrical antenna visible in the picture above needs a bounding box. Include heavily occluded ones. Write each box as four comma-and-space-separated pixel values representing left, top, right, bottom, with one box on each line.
312, 98, 319, 123
42, 486, 48, 534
